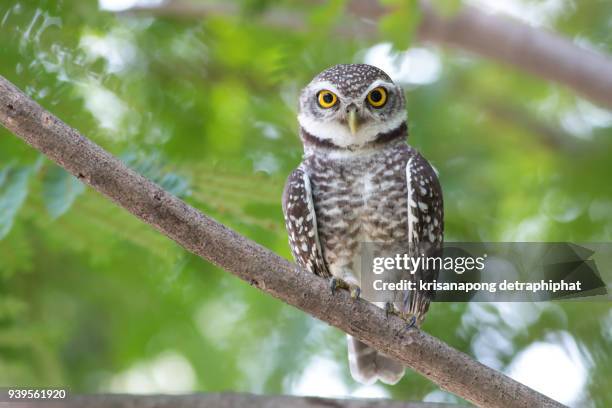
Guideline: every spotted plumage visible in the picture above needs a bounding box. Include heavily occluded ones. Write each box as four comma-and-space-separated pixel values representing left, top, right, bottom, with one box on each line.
282, 166, 330, 278
282, 64, 444, 385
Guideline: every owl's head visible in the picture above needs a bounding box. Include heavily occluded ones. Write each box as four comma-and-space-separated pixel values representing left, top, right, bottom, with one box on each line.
298, 64, 406, 151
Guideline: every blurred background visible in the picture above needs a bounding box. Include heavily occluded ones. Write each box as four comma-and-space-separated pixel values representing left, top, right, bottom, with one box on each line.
0, 0, 611, 406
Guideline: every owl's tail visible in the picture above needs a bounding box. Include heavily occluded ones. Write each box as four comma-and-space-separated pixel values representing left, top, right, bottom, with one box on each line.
347, 335, 405, 385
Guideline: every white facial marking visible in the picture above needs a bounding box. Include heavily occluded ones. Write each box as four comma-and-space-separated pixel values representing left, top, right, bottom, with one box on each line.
298, 110, 405, 148
298, 79, 405, 149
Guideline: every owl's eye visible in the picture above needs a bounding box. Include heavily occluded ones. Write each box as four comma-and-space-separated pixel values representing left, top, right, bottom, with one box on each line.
317, 90, 338, 108
367, 87, 387, 108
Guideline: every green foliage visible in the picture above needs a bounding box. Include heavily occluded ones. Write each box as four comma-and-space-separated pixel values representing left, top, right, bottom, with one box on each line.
429, 0, 462, 17
121, 151, 191, 197
379, 0, 420, 49
0, 0, 611, 406
42, 164, 85, 219
308, 0, 348, 30
0, 162, 36, 239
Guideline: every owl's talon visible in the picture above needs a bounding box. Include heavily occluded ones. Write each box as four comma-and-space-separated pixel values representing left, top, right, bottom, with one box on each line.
349, 285, 361, 299
329, 277, 349, 295
329, 277, 360, 298
329, 278, 338, 295
384, 302, 396, 318
403, 314, 417, 330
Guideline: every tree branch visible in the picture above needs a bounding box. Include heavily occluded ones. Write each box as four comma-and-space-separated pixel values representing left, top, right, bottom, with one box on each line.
416, 1, 612, 109
118, 0, 376, 39
13, 392, 459, 408
117, 0, 612, 109
0, 75, 564, 408
347, 0, 612, 108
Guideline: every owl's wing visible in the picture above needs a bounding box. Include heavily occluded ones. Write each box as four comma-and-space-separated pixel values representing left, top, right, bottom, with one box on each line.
282, 165, 330, 278
406, 151, 444, 245
404, 151, 444, 321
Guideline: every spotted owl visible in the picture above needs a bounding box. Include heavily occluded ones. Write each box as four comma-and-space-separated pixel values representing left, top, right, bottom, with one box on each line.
282, 64, 443, 385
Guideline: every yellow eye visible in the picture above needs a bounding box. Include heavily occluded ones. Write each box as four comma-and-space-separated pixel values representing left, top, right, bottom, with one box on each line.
317, 90, 338, 108
367, 87, 387, 108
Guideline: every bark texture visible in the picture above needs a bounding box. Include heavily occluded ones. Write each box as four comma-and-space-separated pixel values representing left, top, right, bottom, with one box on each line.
0, 75, 565, 408
6, 393, 458, 408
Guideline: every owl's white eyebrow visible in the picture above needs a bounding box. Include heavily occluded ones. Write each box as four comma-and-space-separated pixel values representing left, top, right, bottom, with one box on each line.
311, 81, 342, 96
361, 80, 396, 97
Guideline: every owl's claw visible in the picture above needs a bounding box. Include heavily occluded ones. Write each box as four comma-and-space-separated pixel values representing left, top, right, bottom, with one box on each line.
349, 285, 361, 299
385, 306, 417, 329
384, 302, 396, 319
329, 277, 346, 295
403, 313, 417, 330
329, 278, 361, 299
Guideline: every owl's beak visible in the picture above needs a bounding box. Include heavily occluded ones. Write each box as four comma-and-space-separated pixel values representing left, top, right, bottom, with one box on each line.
347, 106, 360, 136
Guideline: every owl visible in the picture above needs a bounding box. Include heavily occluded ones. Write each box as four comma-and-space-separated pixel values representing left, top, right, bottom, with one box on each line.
282, 64, 443, 385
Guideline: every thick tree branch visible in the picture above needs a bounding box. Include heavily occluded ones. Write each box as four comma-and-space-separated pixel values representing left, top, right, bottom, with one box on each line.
118, 0, 612, 109
348, 0, 612, 108
0, 75, 564, 408
13, 392, 458, 408
416, 1, 612, 109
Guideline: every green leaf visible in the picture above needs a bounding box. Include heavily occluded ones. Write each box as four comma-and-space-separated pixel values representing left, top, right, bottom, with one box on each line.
430, 0, 462, 17
379, 0, 421, 49
0, 296, 28, 320
121, 150, 191, 198
308, 0, 348, 29
0, 163, 33, 240
42, 165, 86, 219
159, 173, 191, 197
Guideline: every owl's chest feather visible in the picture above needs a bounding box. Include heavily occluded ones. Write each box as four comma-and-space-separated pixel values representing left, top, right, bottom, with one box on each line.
306, 144, 411, 263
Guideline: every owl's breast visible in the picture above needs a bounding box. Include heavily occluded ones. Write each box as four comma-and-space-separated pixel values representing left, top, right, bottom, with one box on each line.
307, 144, 411, 266
360, 154, 409, 243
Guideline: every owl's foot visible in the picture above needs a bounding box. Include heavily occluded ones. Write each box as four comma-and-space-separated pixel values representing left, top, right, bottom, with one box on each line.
350, 285, 361, 299
384, 304, 417, 329
329, 277, 346, 295
329, 278, 361, 299
402, 313, 417, 330
384, 302, 398, 318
